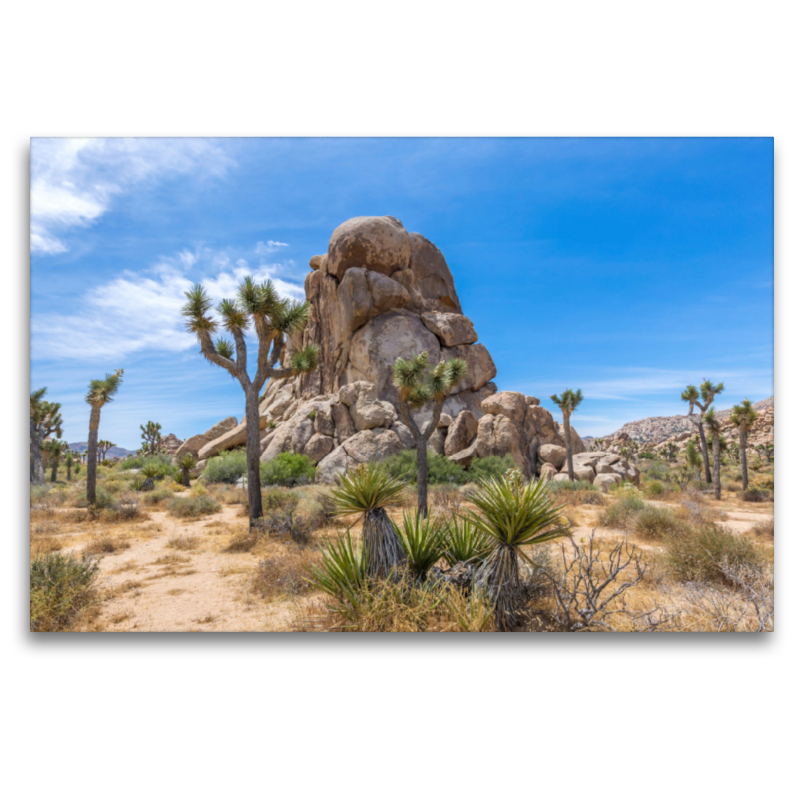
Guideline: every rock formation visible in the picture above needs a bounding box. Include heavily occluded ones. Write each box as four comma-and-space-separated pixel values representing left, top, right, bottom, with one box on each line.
158, 433, 183, 456
185, 215, 591, 482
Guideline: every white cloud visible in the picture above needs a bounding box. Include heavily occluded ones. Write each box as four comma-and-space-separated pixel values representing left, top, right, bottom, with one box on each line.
30, 138, 235, 255
255, 240, 290, 255
31, 245, 306, 362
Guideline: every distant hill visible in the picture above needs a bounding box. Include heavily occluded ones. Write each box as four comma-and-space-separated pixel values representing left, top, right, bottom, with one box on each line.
69, 442, 135, 459
596, 396, 774, 444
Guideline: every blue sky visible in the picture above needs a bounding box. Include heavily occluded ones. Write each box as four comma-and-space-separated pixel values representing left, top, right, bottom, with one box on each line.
30, 137, 774, 449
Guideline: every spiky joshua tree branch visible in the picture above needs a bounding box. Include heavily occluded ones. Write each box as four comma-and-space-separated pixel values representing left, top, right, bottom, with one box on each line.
392, 351, 467, 517
181, 278, 319, 524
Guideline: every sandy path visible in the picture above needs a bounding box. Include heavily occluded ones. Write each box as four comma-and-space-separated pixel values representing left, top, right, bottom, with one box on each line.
88, 507, 293, 632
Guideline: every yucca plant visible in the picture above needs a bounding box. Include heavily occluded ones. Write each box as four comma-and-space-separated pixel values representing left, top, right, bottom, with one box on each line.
178, 453, 197, 488
140, 462, 160, 492
331, 462, 407, 579
442, 516, 493, 567
461, 474, 571, 631
394, 511, 446, 582
306, 529, 368, 623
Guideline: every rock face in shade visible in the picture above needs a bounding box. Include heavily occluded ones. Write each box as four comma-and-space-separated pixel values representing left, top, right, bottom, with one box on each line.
185, 215, 590, 483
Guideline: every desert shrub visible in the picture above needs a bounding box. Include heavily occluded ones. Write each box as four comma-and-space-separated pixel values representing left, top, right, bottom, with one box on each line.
739, 489, 773, 503
661, 523, 766, 585
261, 488, 299, 511
252, 549, 316, 598
166, 494, 221, 518
430, 483, 464, 514
30, 553, 100, 632
547, 480, 604, 505
120, 452, 171, 470
101, 494, 143, 522
30, 485, 51, 506
260, 452, 316, 487
442, 517, 493, 566
101, 479, 128, 495
224, 529, 260, 552
632, 504, 687, 541
203, 450, 247, 484
141, 487, 174, 507
255, 496, 313, 544
383, 450, 467, 485
643, 480, 664, 498
84, 535, 131, 555
208, 485, 249, 506
468, 455, 517, 482
750, 518, 774, 538
73, 486, 116, 510
754, 476, 774, 491
600, 492, 646, 529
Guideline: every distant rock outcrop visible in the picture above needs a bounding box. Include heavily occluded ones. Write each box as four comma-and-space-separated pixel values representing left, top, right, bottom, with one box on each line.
184, 216, 585, 482
158, 433, 183, 455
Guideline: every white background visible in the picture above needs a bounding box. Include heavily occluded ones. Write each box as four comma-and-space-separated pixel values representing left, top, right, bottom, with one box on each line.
3, 2, 795, 798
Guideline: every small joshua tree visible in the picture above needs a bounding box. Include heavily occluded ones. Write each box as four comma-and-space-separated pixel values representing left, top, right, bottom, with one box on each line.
42, 438, 68, 482
86, 369, 124, 505
97, 440, 116, 462
730, 399, 758, 490
703, 407, 722, 500
549, 388, 583, 481
178, 453, 197, 488
140, 421, 162, 456
30, 387, 62, 485
64, 450, 77, 481
685, 440, 703, 480
681, 379, 724, 485
392, 351, 467, 517
181, 278, 319, 524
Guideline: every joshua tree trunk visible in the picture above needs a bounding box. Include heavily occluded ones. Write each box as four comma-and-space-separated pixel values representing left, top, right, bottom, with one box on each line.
696, 422, 712, 484
86, 406, 101, 505
415, 432, 429, 517
711, 435, 721, 500
739, 430, 749, 490
363, 507, 406, 580
50, 458, 58, 483
564, 412, 574, 481
66, 463, 72, 481
30, 418, 45, 485
476, 545, 520, 632
244, 387, 263, 522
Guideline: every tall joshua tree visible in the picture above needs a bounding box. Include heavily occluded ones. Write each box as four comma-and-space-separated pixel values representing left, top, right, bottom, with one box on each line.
140, 421, 162, 456
703, 407, 722, 500
549, 388, 583, 481
685, 440, 703, 479
392, 351, 467, 517
30, 387, 63, 485
86, 370, 124, 505
42, 439, 69, 482
730, 399, 758, 490
97, 440, 116, 462
681, 379, 724, 484
181, 278, 319, 524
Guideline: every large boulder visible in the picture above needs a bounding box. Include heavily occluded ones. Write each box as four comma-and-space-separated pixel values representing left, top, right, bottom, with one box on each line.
175, 416, 238, 459
342, 429, 404, 464
316, 444, 357, 483
421, 312, 478, 347
538, 444, 567, 470
327, 216, 411, 281
481, 391, 527, 425
594, 473, 622, 492
304, 433, 335, 464
475, 414, 526, 471
539, 462, 558, 481
444, 410, 479, 456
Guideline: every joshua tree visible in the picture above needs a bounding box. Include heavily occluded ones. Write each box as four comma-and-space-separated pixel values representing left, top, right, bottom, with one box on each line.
140, 421, 162, 456
665, 442, 679, 462
730, 399, 758, 490
181, 278, 318, 524
392, 351, 467, 516
756, 442, 773, 465
30, 388, 62, 485
463, 471, 570, 631
42, 439, 68, 482
140, 462, 159, 491
97, 440, 116, 462
178, 453, 197, 488
549, 389, 583, 481
681, 379, 724, 484
685, 440, 703, 480
64, 450, 77, 481
86, 369, 124, 505
703, 407, 722, 500
331, 462, 407, 580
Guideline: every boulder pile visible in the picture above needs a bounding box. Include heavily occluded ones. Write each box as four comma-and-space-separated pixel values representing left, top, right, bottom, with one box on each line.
181, 216, 623, 485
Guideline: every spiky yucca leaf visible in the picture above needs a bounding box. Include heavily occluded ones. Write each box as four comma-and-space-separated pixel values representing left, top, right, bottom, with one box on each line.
178, 453, 197, 470
442, 516, 493, 566
306, 529, 368, 621
394, 511, 446, 580
330, 462, 407, 517
461, 476, 570, 560
181, 284, 217, 333
271, 299, 312, 336
392, 352, 430, 402
290, 344, 320, 374
86, 370, 124, 406
214, 338, 235, 360
238, 277, 279, 317
217, 298, 249, 331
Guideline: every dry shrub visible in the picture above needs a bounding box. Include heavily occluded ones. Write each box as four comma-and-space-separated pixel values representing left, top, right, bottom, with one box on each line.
252, 548, 318, 599
252, 490, 326, 544
750, 517, 774, 538
153, 554, 191, 565
738, 489, 773, 503
167, 494, 221, 518
209, 485, 249, 506
166, 535, 200, 551
31, 520, 59, 535
31, 535, 64, 555
600, 493, 646, 529
632, 504, 688, 541
84, 535, 132, 555
225, 529, 260, 553
141, 487, 174, 507
661, 523, 766, 585
30, 553, 100, 632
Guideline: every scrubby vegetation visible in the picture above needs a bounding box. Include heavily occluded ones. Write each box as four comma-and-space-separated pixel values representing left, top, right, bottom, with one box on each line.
30, 553, 100, 632
202, 449, 316, 487
383, 450, 516, 485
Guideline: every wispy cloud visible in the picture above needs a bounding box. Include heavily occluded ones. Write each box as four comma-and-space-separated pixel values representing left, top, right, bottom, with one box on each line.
31, 244, 305, 362
30, 138, 235, 255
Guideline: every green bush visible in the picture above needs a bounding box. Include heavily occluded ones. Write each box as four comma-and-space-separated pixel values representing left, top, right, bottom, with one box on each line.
142, 487, 175, 506
203, 449, 247, 484
30, 485, 50, 506
643, 480, 664, 497
661, 523, 766, 584
120, 452, 173, 471
632, 504, 687, 540
166, 494, 221, 518
74, 487, 116, 510
468, 455, 518, 482
260, 452, 316, 487
600, 493, 646, 529
383, 451, 515, 486
30, 553, 100, 632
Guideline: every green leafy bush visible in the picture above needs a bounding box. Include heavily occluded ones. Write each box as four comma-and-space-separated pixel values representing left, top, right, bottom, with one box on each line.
203, 450, 247, 484
383, 450, 515, 486
166, 494, 221, 518
30, 553, 100, 632
74, 486, 116, 510
643, 480, 664, 497
260, 452, 316, 487
632, 504, 687, 540
468, 455, 518, 482
600, 493, 646, 529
